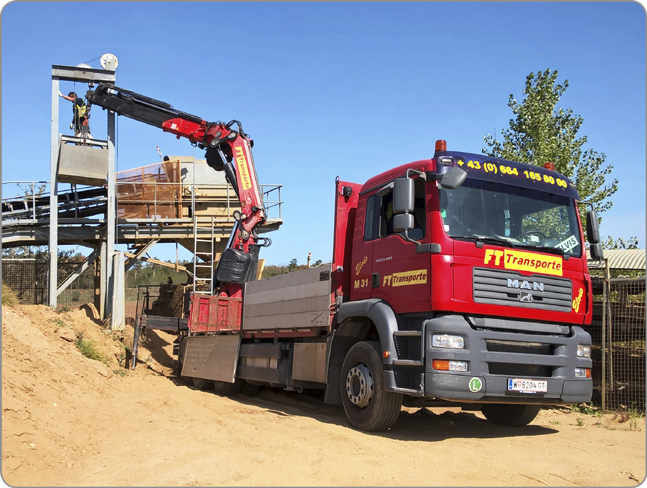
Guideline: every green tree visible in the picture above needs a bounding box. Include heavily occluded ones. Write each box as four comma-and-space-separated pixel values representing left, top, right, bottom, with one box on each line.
483, 69, 618, 219
287, 258, 298, 273
601, 236, 639, 250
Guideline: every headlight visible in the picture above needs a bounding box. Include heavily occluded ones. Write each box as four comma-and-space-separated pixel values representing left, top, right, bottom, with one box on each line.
577, 344, 591, 358
432, 334, 464, 349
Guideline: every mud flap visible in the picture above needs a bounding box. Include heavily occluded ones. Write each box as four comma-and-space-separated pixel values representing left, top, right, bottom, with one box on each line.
181, 335, 241, 383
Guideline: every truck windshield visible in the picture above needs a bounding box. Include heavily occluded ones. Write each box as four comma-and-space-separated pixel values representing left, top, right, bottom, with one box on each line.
439, 178, 582, 257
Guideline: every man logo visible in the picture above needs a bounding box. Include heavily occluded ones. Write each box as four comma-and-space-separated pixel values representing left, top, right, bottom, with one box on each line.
520, 291, 534, 303
507, 279, 544, 292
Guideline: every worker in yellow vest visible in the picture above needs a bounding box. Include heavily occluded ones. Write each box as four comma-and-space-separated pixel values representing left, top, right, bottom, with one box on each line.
59, 91, 91, 138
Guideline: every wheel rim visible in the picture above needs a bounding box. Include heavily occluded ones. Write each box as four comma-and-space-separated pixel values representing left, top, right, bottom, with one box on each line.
345, 363, 374, 408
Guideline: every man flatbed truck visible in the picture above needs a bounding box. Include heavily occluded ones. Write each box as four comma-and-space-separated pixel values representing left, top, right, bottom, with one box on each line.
178, 141, 602, 432
87, 84, 600, 432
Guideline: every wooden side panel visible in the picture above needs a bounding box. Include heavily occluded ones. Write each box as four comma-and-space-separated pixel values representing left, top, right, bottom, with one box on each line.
242, 265, 332, 331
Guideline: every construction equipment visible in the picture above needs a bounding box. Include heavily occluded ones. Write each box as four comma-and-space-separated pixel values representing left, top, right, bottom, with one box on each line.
88, 83, 599, 432
87, 83, 269, 299
172, 139, 602, 432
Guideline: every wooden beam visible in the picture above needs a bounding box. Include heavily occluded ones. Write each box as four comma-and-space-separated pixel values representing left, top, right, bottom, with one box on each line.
124, 252, 187, 271
124, 239, 159, 271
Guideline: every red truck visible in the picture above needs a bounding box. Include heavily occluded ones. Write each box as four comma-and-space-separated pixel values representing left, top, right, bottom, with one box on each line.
179, 140, 602, 432
87, 85, 600, 431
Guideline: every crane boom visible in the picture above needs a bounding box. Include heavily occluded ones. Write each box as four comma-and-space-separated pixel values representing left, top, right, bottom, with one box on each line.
86, 83, 269, 294
86, 83, 266, 255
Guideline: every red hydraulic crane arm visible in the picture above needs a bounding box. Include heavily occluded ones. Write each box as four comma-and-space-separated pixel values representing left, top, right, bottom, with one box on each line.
86, 83, 266, 253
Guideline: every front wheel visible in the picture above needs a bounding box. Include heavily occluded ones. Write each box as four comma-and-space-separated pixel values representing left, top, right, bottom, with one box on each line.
341, 341, 403, 431
481, 404, 541, 427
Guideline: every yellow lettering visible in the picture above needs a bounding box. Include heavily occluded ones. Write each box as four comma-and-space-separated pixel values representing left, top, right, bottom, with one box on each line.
484, 249, 504, 265
355, 256, 368, 275
502, 250, 563, 276
572, 288, 584, 312
234, 147, 252, 191
391, 269, 427, 287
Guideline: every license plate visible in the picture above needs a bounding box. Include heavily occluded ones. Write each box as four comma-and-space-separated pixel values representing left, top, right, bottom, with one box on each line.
508, 378, 547, 393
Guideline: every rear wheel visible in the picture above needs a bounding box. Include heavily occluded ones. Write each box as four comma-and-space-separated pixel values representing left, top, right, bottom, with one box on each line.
192, 377, 211, 390
341, 341, 403, 431
241, 381, 261, 397
213, 378, 243, 396
481, 404, 541, 427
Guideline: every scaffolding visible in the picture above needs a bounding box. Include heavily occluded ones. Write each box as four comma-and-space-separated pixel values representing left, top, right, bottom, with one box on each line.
2, 63, 283, 330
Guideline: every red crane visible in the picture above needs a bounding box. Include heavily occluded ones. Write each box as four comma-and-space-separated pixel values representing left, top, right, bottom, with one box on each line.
87, 83, 269, 295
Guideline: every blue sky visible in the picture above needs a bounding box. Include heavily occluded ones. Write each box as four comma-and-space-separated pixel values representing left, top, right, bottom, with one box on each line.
2, 2, 645, 265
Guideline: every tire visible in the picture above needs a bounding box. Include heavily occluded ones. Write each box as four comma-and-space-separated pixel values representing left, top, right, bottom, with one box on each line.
192, 377, 211, 390
481, 404, 541, 427
240, 381, 261, 397
213, 378, 243, 396
340, 341, 403, 431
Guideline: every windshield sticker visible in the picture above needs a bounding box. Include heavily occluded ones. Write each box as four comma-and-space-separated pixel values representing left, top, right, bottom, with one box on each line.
484, 248, 563, 276
557, 235, 578, 253
573, 288, 584, 313
456, 159, 569, 189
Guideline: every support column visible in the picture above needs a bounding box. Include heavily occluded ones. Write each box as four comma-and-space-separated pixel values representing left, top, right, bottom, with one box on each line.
103, 109, 117, 320
49, 78, 60, 308
99, 239, 107, 319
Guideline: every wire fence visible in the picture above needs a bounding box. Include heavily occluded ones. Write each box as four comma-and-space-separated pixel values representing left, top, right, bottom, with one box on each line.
2, 259, 49, 305
591, 276, 646, 412
2, 258, 155, 308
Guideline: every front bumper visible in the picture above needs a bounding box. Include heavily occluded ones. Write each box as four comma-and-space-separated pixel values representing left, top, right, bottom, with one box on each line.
391, 314, 593, 405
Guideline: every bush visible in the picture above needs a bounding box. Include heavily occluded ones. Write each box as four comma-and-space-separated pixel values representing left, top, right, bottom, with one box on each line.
75, 333, 109, 365
2, 283, 19, 306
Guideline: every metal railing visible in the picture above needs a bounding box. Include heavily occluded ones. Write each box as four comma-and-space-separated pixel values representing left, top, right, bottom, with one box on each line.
2, 180, 283, 225
114, 180, 283, 223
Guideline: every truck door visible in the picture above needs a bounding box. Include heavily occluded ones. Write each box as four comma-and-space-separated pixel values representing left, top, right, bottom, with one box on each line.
371, 179, 431, 313
349, 195, 374, 302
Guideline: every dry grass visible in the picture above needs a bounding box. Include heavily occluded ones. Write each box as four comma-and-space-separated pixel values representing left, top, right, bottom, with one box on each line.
2, 283, 20, 306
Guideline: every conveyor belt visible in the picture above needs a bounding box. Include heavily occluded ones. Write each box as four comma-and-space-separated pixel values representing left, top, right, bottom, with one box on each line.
2, 187, 107, 222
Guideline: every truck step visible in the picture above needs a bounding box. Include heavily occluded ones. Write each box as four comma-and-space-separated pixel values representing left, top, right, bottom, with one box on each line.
393, 330, 422, 337
392, 359, 423, 367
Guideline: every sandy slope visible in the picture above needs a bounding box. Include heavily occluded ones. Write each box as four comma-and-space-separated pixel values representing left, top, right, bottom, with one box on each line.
2, 304, 645, 487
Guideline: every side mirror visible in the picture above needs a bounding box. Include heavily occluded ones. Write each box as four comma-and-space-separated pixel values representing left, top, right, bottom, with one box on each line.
393, 213, 414, 233
586, 208, 600, 244
440, 166, 467, 189
589, 243, 604, 260
393, 177, 414, 214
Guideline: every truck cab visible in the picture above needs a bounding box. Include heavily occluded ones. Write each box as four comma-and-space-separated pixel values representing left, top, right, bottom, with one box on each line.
334, 140, 597, 430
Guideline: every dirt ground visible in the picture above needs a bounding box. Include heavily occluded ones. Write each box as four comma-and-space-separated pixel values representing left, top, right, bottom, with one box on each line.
2, 303, 645, 487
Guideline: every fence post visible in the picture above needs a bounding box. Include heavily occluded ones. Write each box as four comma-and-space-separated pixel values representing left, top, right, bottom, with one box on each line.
601, 267, 607, 412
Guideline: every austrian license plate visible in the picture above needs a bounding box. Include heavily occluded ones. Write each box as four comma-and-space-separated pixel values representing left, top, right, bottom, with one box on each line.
507, 378, 547, 393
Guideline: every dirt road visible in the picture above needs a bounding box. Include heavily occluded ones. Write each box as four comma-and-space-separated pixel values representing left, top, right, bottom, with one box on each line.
2, 304, 645, 486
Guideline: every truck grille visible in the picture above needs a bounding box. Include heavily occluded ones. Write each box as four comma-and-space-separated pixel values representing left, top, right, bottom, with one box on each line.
488, 363, 553, 377
486, 339, 552, 355
473, 267, 572, 312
